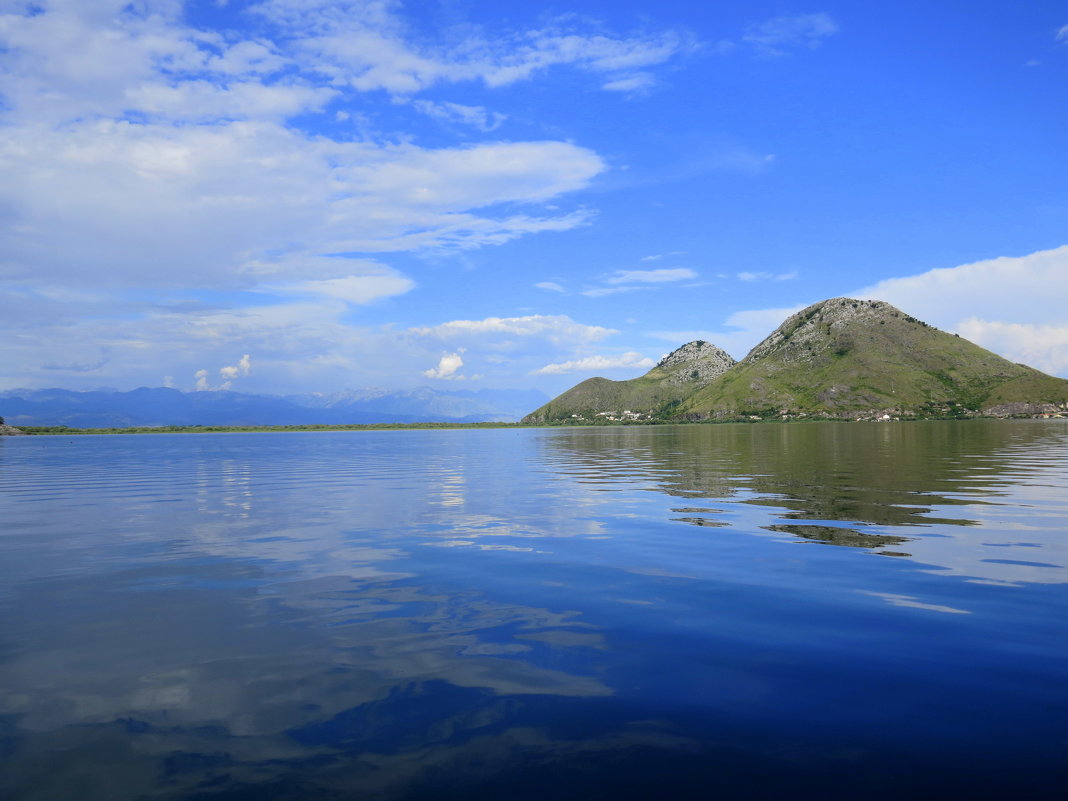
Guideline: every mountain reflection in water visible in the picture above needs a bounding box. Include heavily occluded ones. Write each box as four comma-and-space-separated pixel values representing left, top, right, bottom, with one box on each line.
0, 421, 1066, 800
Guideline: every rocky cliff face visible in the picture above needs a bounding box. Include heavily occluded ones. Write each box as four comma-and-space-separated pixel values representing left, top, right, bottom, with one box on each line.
0, 423, 26, 436
656, 341, 736, 386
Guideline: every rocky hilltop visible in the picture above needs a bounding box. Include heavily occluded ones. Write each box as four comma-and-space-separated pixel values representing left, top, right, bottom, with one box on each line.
523, 340, 736, 423
528, 298, 1068, 423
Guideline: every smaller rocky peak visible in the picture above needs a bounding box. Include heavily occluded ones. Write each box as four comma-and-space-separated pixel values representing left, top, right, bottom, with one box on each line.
657, 341, 736, 385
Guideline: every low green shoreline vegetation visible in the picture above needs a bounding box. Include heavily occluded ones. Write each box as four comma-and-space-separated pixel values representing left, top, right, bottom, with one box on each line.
18, 422, 526, 435
16, 410, 1064, 436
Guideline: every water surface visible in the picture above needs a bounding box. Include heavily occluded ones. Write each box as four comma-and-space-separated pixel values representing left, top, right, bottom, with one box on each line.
1, 421, 1066, 799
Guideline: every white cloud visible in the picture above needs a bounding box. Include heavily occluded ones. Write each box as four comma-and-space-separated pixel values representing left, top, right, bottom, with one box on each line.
681, 244, 1068, 374
658, 304, 806, 360
1056, 23, 1068, 42
532, 352, 655, 375
581, 286, 647, 298
606, 268, 697, 284
0, 1, 697, 394
535, 281, 566, 293
601, 72, 656, 92
195, 353, 251, 390
251, 0, 694, 94
640, 251, 685, 262
852, 245, 1068, 348
0, 119, 603, 287
0, 2, 612, 297
582, 266, 698, 297
742, 13, 839, 57
423, 351, 465, 380
269, 265, 417, 304
410, 315, 617, 344
409, 99, 506, 131
953, 320, 1068, 376
736, 270, 797, 282
219, 354, 252, 381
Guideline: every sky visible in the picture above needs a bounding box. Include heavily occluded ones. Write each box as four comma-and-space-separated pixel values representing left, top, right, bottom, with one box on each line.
1, 0, 1067, 397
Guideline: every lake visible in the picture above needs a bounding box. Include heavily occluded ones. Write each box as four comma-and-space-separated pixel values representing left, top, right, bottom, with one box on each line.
1, 421, 1066, 800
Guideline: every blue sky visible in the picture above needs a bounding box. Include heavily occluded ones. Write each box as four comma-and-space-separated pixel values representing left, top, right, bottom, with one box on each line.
2, 1, 1066, 396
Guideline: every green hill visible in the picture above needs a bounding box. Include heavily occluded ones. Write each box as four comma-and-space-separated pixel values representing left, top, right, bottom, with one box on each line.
523, 340, 736, 423
528, 298, 1068, 423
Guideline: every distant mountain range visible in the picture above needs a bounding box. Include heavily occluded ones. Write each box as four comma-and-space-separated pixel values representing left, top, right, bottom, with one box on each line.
525, 298, 1068, 422
0, 386, 548, 428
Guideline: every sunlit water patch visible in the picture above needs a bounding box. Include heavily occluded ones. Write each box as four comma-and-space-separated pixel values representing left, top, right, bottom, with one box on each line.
1, 421, 1066, 800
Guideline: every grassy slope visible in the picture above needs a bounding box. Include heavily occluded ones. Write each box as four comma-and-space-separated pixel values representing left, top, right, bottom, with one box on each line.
678, 301, 1068, 418
524, 375, 686, 422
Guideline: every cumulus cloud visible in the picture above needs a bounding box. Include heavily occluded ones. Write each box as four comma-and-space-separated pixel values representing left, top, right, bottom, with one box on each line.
219, 354, 252, 381
853, 244, 1068, 375
423, 351, 466, 380
0, 121, 605, 288
853, 245, 1068, 324
532, 352, 656, 375
954, 320, 1068, 376
0, 1, 695, 393
195, 354, 252, 390
0, 1, 616, 297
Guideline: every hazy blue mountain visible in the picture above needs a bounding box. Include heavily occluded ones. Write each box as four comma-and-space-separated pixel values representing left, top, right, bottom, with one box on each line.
0, 386, 549, 428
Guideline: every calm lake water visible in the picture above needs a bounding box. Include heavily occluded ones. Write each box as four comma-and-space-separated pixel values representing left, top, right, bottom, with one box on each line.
1, 421, 1067, 800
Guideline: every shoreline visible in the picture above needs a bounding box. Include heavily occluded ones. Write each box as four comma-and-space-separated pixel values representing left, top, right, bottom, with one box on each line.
11, 414, 1066, 436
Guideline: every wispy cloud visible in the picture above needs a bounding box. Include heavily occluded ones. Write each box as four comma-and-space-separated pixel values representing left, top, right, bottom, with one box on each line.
533, 352, 655, 375
736, 270, 798, 282
410, 315, 617, 344
583, 266, 698, 297
742, 13, 840, 57
408, 99, 506, 131
535, 281, 566, 293
601, 72, 656, 93
265, 263, 416, 304
581, 286, 647, 298
252, 1, 696, 95
606, 268, 698, 284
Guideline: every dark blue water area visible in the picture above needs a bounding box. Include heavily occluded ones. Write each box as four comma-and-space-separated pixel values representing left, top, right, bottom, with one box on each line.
1, 423, 1067, 800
